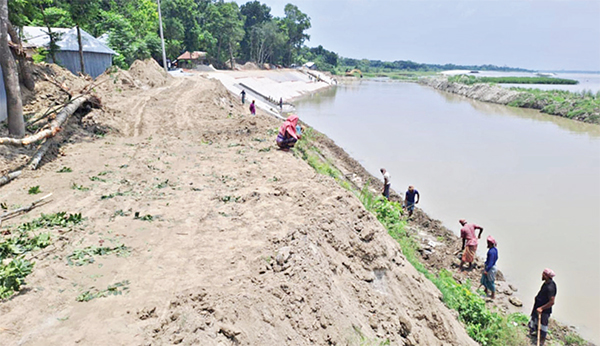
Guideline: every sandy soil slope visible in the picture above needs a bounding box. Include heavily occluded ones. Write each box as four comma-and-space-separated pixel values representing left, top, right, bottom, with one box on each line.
0, 62, 478, 345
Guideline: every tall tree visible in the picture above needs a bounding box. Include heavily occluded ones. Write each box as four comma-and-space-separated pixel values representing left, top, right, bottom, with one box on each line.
0, 0, 25, 137
239, 1, 272, 61
67, 0, 100, 75
249, 20, 285, 65
281, 4, 310, 66
203, 2, 244, 68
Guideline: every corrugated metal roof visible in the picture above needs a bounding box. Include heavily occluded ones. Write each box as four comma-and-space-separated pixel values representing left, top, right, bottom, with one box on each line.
177, 51, 207, 60
22, 26, 117, 55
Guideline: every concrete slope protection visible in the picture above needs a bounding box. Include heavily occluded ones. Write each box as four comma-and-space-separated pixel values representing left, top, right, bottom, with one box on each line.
0, 62, 477, 345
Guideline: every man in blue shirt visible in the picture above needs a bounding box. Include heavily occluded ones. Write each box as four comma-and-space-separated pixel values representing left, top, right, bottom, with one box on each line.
480, 235, 498, 299
403, 186, 419, 217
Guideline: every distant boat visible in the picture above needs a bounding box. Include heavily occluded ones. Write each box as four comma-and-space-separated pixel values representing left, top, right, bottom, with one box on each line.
536, 72, 556, 77
469, 71, 479, 74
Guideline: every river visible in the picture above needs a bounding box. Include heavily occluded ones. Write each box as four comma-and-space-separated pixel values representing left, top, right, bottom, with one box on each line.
294, 80, 600, 343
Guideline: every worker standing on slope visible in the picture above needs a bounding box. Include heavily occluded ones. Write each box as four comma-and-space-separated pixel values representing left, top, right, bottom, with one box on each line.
380, 168, 391, 200
403, 185, 420, 217
249, 100, 256, 115
240, 90, 246, 104
459, 219, 484, 271
528, 269, 557, 346
480, 235, 498, 299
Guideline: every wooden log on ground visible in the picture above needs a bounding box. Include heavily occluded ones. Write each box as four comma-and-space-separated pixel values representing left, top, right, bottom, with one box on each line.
0, 95, 90, 146
0, 193, 52, 221
0, 170, 21, 187
29, 138, 53, 170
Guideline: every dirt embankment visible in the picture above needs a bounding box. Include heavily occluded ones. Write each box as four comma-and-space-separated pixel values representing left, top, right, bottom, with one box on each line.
419, 77, 600, 124
419, 77, 523, 105
0, 61, 479, 345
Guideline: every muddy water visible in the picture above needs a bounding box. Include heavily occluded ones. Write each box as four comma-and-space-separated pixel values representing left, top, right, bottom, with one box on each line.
295, 80, 600, 343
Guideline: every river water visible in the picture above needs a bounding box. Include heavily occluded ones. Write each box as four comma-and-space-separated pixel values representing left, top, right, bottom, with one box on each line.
294, 80, 600, 343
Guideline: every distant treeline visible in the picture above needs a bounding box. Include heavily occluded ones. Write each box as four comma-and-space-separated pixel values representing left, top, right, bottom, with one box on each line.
8, 0, 530, 74
448, 75, 579, 85
338, 58, 531, 73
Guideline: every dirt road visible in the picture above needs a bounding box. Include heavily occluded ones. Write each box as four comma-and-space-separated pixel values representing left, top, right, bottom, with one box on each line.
0, 62, 478, 345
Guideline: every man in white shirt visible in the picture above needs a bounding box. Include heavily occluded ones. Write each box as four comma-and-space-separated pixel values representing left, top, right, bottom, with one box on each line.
380, 168, 391, 200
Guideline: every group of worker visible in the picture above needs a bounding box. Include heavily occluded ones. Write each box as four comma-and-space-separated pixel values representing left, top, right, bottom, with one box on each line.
380, 168, 557, 346
258, 104, 558, 345
240, 90, 284, 116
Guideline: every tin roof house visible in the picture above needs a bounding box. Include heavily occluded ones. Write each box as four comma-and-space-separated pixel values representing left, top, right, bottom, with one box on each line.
22, 26, 117, 78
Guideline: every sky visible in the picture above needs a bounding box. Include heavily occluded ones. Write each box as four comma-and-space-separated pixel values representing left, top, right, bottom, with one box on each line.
260, 0, 600, 71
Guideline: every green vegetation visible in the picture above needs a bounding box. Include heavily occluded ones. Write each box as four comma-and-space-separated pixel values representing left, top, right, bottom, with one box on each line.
508, 88, 600, 123
76, 280, 130, 302
448, 75, 578, 85
295, 131, 532, 345
71, 183, 90, 191
66, 244, 130, 266
57, 166, 72, 173
1, 212, 83, 299
563, 332, 587, 346
349, 326, 390, 346
445, 76, 599, 124
133, 212, 153, 221
28, 186, 41, 195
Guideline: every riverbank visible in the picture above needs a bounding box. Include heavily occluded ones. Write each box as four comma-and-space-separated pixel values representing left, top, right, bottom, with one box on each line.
419, 76, 600, 124
0, 62, 477, 345
0, 63, 593, 345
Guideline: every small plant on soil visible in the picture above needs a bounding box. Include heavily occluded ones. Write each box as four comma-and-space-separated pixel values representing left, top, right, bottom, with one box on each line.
57, 167, 72, 173
71, 183, 90, 191
258, 147, 271, 152
156, 180, 169, 189
76, 280, 130, 302
221, 195, 241, 203
28, 186, 41, 195
101, 191, 126, 200
0, 212, 83, 298
134, 212, 154, 221
89, 176, 106, 182
98, 171, 112, 176
66, 244, 130, 266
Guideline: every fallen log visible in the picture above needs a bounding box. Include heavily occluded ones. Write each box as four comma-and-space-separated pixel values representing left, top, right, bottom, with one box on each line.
0, 95, 90, 146
0, 171, 21, 187
0, 193, 52, 222
29, 138, 53, 170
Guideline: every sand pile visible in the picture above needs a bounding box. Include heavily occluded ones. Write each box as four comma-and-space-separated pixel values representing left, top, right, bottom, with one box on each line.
127, 59, 171, 87
240, 61, 259, 70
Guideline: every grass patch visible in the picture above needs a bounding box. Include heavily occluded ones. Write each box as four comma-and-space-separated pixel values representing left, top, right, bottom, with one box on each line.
28, 186, 41, 195
448, 75, 578, 85
71, 183, 90, 191
76, 280, 130, 302
1, 212, 83, 298
66, 244, 130, 266
57, 167, 72, 173
89, 176, 107, 182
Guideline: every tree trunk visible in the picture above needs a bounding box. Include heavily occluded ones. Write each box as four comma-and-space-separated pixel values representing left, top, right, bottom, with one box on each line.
7, 21, 34, 91
0, 0, 25, 137
0, 95, 90, 146
228, 41, 235, 70
76, 25, 85, 75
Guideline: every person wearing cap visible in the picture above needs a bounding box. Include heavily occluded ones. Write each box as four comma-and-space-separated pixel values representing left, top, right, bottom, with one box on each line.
480, 235, 498, 299
459, 219, 484, 270
528, 269, 557, 345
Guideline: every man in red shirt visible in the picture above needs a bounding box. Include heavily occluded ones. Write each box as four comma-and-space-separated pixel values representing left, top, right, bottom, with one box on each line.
459, 219, 484, 270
